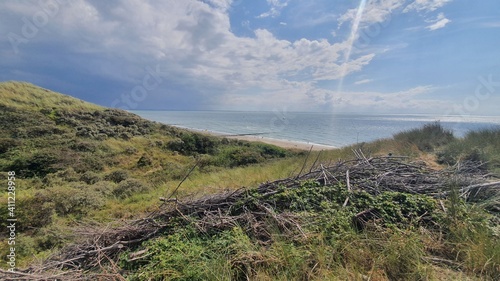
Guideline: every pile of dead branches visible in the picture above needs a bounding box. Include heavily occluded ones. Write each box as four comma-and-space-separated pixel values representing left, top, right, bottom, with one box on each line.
3, 154, 499, 280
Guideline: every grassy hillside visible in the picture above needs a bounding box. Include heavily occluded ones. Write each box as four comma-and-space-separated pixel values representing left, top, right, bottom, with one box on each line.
0, 81, 499, 280
0, 81, 104, 112
0, 81, 298, 265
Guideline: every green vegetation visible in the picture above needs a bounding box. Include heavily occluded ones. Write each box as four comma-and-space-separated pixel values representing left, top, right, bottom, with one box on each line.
118, 183, 498, 281
393, 121, 455, 152
437, 128, 500, 173
0, 81, 499, 280
0, 81, 103, 111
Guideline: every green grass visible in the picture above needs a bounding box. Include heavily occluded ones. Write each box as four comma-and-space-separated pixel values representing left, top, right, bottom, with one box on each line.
118, 184, 499, 280
393, 121, 455, 152
0, 81, 103, 112
437, 128, 500, 172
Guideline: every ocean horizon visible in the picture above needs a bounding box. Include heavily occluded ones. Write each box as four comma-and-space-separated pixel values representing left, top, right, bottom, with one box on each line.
132, 110, 500, 148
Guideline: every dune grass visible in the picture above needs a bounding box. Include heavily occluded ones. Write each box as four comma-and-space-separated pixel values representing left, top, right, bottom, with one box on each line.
0, 81, 103, 112
437, 127, 500, 172
393, 121, 455, 152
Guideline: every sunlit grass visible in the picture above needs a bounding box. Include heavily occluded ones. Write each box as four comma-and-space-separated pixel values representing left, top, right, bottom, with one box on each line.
0, 81, 103, 112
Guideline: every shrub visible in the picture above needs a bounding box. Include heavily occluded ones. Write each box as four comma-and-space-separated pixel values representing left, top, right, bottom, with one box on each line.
25, 124, 65, 138
137, 154, 152, 167
73, 153, 105, 172
14, 194, 55, 230
219, 147, 264, 167
34, 224, 72, 251
80, 171, 101, 184
90, 181, 115, 197
48, 185, 106, 216
113, 178, 149, 198
104, 169, 129, 183
166, 138, 185, 152
167, 133, 219, 155
0, 138, 19, 154
254, 143, 288, 158
124, 146, 138, 154
118, 132, 131, 140
43, 167, 80, 186
7, 151, 59, 178
75, 125, 97, 138
70, 140, 98, 152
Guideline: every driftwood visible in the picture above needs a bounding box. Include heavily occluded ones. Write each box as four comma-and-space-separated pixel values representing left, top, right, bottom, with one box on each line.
2, 155, 498, 280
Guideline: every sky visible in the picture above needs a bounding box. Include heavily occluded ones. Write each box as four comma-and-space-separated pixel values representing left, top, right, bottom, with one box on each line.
0, 0, 499, 115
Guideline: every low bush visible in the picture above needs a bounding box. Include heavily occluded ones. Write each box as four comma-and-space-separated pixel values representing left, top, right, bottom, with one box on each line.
48, 185, 106, 216
217, 146, 265, 167
80, 171, 101, 185
73, 153, 105, 172
167, 133, 219, 155
136, 154, 152, 167
7, 151, 59, 178
42, 168, 80, 187
70, 140, 98, 152
113, 178, 149, 198
104, 169, 129, 183
90, 181, 115, 197
252, 142, 288, 158
13, 194, 55, 230
0, 138, 20, 154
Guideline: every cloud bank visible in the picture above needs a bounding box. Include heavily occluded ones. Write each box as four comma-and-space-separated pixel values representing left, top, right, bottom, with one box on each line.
0, 0, 467, 113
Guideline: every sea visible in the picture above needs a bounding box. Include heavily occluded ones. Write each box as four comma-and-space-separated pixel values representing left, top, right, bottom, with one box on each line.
132, 111, 500, 148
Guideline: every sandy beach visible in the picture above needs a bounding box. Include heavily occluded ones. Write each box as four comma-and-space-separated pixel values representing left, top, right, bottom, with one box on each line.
225, 135, 336, 151
190, 128, 336, 151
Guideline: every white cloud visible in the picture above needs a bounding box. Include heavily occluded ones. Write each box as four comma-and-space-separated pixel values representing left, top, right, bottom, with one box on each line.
354, 79, 373, 85
0, 0, 418, 111
205, 0, 233, 11
257, 0, 289, 18
338, 0, 405, 28
395, 85, 435, 97
64, 1, 364, 108
404, 0, 452, 13
481, 21, 500, 28
325, 85, 446, 113
219, 82, 444, 113
426, 18, 450, 30
426, 13, 451, 30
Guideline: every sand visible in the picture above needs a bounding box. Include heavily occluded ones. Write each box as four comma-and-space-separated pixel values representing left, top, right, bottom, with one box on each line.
225, 135, 336, 151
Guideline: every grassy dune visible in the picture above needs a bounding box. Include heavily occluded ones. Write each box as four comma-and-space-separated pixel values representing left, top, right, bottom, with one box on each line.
0, 81, 103, 112
0, 81, 499, 280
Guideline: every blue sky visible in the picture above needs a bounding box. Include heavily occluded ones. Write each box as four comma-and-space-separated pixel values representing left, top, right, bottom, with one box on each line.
1, 0, 499, 115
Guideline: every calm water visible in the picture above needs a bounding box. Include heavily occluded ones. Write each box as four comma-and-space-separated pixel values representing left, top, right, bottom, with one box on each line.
132, 111, 500, 148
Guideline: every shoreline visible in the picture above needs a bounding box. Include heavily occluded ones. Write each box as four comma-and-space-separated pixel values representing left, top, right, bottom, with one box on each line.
224, 134, 336, 151
183, 127, 337, 151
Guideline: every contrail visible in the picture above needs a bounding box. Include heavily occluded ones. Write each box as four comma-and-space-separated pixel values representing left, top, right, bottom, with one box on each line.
336, 0, 366, 95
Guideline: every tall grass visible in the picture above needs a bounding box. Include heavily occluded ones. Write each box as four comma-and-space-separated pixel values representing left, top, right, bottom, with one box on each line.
437, 127, 500, 173
393, 122, 455, 152
0, 81, 103, 111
